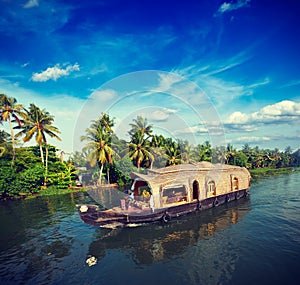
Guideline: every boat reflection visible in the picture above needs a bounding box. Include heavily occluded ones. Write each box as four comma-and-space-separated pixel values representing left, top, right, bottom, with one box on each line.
87, 197, 250, 265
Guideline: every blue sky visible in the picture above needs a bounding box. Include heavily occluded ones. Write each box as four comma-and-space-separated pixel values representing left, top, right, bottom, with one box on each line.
1, 0, 300, 153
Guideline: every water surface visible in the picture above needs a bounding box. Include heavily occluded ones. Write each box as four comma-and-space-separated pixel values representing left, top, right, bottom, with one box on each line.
0, 173, 300, 285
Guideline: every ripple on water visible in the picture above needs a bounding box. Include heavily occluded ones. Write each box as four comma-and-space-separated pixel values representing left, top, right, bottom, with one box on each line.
1, 174, 300, 285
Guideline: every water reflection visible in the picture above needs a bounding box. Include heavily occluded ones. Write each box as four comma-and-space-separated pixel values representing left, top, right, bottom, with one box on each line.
1, 174, 299, 285
0, 192, 90, 285
87, 197, 250, 265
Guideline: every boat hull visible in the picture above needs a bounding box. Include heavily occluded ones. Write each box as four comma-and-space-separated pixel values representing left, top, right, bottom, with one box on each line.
77, 189, 249, 228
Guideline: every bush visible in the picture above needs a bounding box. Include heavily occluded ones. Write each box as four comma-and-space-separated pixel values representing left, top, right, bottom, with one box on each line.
11, 164, 45, 195
0, 161, 44, 198
109, 157, 136, 185
47, 161, 77, 189
0, 163, 18, 199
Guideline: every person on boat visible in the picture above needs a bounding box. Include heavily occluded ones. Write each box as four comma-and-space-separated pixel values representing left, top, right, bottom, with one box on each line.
127, 190, 135, 209
149, 194, 154, 213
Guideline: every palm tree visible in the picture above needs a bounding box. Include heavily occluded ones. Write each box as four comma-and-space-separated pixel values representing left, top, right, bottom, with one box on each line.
150, 134, 165, 148
128, 116, 154, 169
15, 103, 61, 186
129, 116, 153, 142
128, 135, 154, 169
149, 135, 166, 168
272, 148, 282, 168
81, 115, 114, 185
164, 141, 182, 166
177, 139, 195, 163
99, 112, 114, 134
242, 143, 255, 168
212, 146, 226, 163
226, 143, 236, 165
195, 141, 212, 162
0, 94, 24, 161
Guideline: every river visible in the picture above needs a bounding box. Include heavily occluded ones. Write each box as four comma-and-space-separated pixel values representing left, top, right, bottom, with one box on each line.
0, 173, 300, 285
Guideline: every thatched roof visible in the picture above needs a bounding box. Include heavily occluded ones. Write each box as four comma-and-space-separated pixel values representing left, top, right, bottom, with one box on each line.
130, 162, 250, 191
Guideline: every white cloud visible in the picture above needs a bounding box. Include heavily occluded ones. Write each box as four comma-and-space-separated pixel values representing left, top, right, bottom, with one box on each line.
88, 63, 108, 76
231, 136, 271, 143
174, 125, 208, 135
23, 0, 39, 9
225, 123, 257, 132
225, 100, 300, 129
260, 100, 300, 117
280, 79, 300, 89
217, 0, 251, 14
21, 62, 30, 68
148, 108, 178, 122
31, 64, 80, 82
175, 120, 225, 134
89, 89, 117, 101
174, 54, 269, 108
153, 72, 210, 109
226, 111, 249, 124
223, 101, 300, 149
154, 72, 183, 93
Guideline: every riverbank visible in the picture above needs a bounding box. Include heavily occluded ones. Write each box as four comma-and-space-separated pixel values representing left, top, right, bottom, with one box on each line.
3, 167, 298, 201
249, 167, 300, 182
25, 184, 119, 200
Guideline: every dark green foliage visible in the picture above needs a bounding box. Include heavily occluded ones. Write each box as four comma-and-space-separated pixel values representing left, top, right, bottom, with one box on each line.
0, 161, 17, 199
47, 161, 77, 189
109, 157, 137, 186
11, 164, 45, 195
230, 151, 248, 167
13, 147, 41, 172
164, 139, 182, 166
0, 160, 44, 198
0, 146, 76, 199
128, 116, 154, 169
27, 145, 60, 164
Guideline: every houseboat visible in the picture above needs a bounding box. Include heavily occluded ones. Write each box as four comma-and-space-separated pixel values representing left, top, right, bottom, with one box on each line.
77, 162, 251, 228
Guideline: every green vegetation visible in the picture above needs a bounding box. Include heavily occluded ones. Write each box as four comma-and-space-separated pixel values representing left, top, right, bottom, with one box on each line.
1, 93, 300, 200
0, 145, 77, 199
81, 113, 114, 185
128, 116, 154, 169
16, 103, 61, 186
249, 167, 300, 182
36, 185, 88, 197
0, 94, 24, 161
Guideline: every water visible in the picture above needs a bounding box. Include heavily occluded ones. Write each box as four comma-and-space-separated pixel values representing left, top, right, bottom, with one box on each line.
0, 173, 300, 285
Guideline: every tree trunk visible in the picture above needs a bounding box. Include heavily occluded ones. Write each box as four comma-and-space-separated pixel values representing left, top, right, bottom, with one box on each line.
44, 145, 48, 188
98, 163, 104, 185
9, 118, 15, 161
107, 167, 110, 184
39, 144, 45, 165
39, 144, 46, 188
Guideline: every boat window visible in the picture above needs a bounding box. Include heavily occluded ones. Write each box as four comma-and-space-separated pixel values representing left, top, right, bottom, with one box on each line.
132, 180, 151, 197
138, 185, 151, 197
206, 180, 216, 195
231, 176, 239, 190
162, 185, 187, 204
